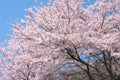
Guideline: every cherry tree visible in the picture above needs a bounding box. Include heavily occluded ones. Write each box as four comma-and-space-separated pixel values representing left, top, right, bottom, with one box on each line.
0, 0, 120, 80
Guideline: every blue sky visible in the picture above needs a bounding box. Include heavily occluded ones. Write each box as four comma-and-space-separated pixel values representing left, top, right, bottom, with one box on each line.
0, 0, 96, 44
0, 0, 47, 43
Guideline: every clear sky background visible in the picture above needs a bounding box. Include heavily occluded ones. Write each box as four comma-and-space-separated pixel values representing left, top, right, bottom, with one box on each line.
0, 0, 96, 44
0, 0, 47, 44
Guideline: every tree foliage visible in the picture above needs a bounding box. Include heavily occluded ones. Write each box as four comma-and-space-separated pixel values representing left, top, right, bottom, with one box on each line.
0, 0, 120, 80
